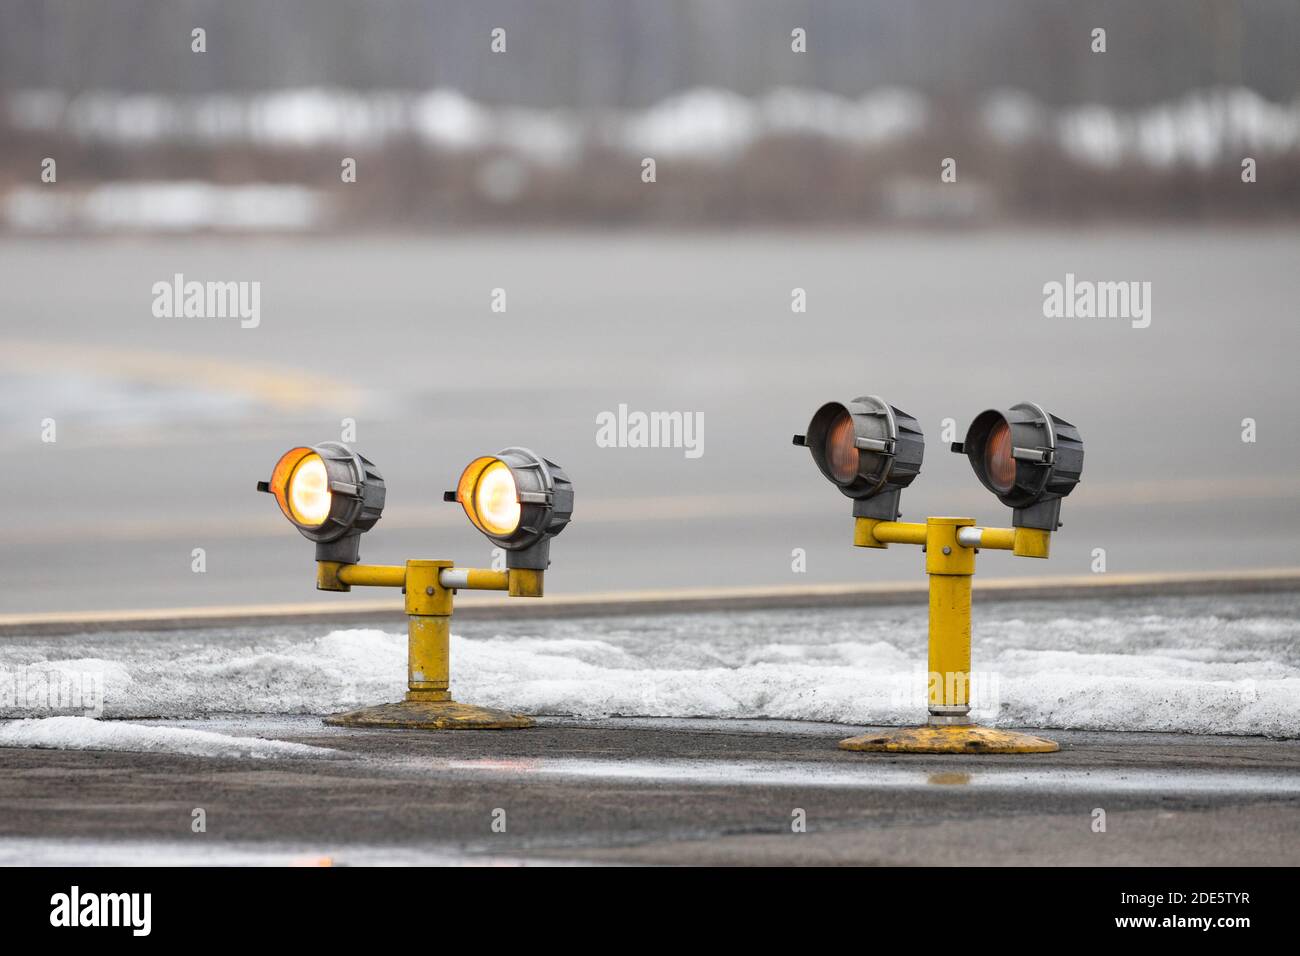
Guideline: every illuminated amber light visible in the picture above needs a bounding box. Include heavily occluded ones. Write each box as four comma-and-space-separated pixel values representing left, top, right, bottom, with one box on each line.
457, 457, 522, 536
474, 460, 521, 535
288, 453, 331, 526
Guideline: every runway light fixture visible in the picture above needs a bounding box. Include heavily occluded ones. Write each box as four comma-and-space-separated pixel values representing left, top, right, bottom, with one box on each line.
257, 442, 386, 564
256, 440, 574, 732
793, 394, 925, 520
795, 392, 1086, 756
447, 447, 574, 570
951, 402, 1085, 530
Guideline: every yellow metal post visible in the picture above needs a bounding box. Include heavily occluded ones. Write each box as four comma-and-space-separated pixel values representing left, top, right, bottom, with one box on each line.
322, 559, 536, 730
928, 575, 972, 713
1012, 526, 1052, 558
924, 518, 975, 719
508, 568, 545, 597
404, 560, 452, 702
338, 563, 407, 588
840, 516, 1059, 754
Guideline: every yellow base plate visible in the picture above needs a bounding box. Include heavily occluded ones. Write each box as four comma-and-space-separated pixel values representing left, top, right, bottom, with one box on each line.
323, 700, 535, 730
839, 724, 1058, 754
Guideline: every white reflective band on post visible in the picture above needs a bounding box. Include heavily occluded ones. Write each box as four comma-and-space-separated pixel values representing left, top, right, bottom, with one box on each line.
439, 569, 471, 589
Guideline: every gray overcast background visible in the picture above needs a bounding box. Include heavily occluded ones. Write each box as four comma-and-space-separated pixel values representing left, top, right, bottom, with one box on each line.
3, 1, 1299, 105
0, 2, 1297, 613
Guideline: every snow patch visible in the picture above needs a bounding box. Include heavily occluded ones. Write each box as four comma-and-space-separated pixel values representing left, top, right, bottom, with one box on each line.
0, 716, 335, 759
2, 595, 1296, 737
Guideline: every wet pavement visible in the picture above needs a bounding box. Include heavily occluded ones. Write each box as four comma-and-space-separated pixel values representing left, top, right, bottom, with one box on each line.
1, 716, 1297, 865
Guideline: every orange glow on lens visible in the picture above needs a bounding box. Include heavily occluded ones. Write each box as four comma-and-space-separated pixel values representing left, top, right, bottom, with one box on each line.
825, 412, 859, 483
474, 460, 521, 535
985, 420, 1016, 493
288, 454, 331, 526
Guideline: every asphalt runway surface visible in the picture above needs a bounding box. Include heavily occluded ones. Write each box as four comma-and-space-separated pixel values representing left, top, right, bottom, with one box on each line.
1, 585, 1294, 866
1, 717, 1297, 865
2, 228, 1298, 613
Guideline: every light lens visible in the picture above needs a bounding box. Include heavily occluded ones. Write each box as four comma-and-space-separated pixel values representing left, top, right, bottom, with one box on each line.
825, 411, 859, 483
474, 460, 521, 535
984, 420, 1016, 493
288, 454, 331, 526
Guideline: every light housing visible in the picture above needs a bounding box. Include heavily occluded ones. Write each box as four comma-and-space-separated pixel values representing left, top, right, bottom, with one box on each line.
258, 441, 386, 563
793, 395, 925, 520
447, 447, 573, 569
952, 402, 1084, 530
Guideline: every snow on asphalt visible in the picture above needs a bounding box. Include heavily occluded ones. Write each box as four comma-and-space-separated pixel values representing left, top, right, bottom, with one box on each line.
1, 592, 1297, 739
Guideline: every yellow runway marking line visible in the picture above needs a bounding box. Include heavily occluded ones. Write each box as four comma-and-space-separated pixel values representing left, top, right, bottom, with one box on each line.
0, 339, 363, 413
